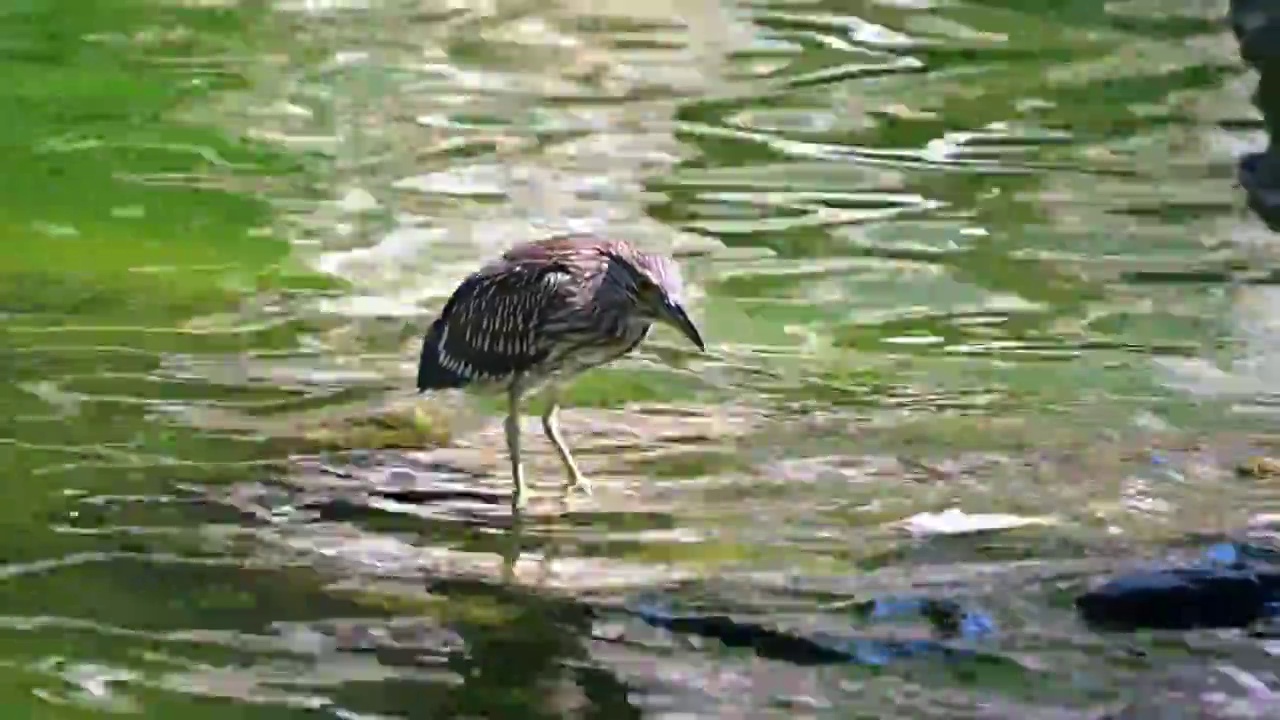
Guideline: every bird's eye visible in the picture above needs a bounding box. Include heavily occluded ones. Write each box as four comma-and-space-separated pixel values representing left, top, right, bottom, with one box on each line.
635, 275, 663, 300
606, 253, 661, 301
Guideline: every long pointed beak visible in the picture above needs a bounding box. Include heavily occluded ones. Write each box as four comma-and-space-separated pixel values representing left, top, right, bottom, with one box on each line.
663, 300, 705, 351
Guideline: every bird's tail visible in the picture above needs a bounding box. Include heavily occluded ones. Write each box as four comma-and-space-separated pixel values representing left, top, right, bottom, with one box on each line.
416, 320, 471, 391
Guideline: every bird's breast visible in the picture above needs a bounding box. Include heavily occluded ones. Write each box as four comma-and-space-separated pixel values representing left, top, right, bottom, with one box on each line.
540, 322, 650, 377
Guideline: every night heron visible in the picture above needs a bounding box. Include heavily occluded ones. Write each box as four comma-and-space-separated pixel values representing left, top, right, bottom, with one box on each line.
415, 235, 705, 507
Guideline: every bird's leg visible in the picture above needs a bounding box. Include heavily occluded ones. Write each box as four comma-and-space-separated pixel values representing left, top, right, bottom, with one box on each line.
541, 387, 590, 495
505, 383, 527, 509
499, 511, 524, 584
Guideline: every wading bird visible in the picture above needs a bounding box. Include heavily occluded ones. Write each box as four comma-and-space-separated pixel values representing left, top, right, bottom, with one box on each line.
416, 235, 705, 508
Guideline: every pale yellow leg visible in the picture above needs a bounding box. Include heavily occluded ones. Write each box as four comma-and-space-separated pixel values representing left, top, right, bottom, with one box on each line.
541, 389, 590, 495
504, 385, 527, 510
499, 512, 523, 584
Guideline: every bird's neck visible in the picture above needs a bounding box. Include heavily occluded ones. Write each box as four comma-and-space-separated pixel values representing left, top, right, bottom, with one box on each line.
598, 309, 651, 341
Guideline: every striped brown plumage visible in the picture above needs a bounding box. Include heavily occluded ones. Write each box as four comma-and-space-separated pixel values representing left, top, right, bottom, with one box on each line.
419, 235, 660, 391
415, 234, 704, 507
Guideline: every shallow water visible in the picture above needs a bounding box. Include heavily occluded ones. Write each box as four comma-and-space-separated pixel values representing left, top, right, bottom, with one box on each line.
2, 0, 1280, 716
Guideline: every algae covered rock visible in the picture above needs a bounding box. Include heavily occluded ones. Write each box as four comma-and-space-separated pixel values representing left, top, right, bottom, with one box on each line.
302, 402, 451, 451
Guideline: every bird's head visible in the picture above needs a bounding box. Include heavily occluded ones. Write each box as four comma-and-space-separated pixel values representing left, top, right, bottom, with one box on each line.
603, 248, 705, 352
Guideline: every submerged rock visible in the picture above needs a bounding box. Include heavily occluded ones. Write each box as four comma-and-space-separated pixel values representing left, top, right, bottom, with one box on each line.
627, 592, 998, 667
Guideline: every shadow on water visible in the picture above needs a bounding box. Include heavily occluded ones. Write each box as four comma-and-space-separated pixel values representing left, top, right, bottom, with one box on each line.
5, 0, 1280, 716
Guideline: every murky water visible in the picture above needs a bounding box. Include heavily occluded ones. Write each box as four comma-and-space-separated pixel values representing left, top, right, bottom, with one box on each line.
3, 0, 1280, 716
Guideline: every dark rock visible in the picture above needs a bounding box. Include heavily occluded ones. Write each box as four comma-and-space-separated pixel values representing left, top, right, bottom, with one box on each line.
1231, 0, 1280, 69
1240, 152, 1280, 233
1230, 0, 1280, 230
1076, 542, 1280, 630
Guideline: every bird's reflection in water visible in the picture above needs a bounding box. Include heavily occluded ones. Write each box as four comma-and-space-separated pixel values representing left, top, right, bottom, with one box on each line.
274, 453, 647, 717
412, 497, 640, 720
495, 490, 573, 583
498, 503, 530, 585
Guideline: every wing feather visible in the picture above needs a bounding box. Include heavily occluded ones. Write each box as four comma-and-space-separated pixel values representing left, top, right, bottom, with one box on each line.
416, 258, 571, 390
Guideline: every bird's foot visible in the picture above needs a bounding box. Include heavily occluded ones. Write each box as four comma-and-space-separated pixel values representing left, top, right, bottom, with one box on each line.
563, 474, 592, 497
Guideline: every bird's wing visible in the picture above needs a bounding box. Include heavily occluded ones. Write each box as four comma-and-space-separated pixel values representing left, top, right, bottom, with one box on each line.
426, 260, 572, 384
